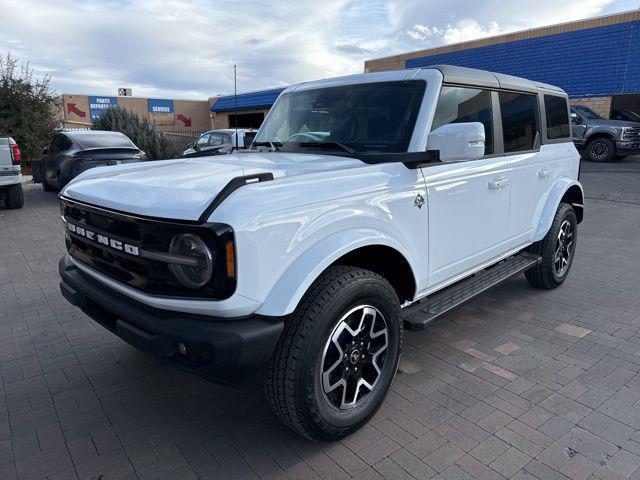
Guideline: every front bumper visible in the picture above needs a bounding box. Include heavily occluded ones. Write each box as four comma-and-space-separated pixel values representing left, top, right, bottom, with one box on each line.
59, 255, 284, 386
615, 141, 640, 155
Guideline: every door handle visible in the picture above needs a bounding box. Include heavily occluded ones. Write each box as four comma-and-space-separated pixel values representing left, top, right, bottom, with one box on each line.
538, 167, 553, 178
488, 178, 509, 190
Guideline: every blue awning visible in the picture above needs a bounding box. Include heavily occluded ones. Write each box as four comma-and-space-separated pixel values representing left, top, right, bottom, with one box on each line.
210, 87, 286, 113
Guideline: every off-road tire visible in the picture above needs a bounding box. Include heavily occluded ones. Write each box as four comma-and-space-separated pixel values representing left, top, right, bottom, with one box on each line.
265, 266, 402, 441
4, 183, 24, 209
585, 137, 614, 162
525, 202, 577, 289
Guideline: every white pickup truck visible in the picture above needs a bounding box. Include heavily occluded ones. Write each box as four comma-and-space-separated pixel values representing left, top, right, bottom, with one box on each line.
58, 65, 583, 441
0, 136, 24, 209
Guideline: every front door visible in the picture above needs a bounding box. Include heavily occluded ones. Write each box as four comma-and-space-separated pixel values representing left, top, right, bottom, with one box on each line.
424, 85, 511, 289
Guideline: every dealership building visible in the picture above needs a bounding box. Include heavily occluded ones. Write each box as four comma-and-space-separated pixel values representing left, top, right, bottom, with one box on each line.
210, 10, 640, 127
59, 94, 212, 133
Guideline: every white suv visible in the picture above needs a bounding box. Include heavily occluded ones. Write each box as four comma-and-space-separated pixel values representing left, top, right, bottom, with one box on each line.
58, 66, 583, 441
0, 136, 24, 209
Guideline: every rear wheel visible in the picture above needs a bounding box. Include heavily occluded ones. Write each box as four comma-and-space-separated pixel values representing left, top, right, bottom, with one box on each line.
43, 176, 55, 192
4, 183, 24, 209
265, 266, 402, 441
585, 137, 614, 162
525, 203, 577, 289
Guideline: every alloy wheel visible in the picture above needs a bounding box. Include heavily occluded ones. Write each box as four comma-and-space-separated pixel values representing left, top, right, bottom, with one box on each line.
320, 305, 389, 410
591, 141, 609, 160
554, 219, 574, 276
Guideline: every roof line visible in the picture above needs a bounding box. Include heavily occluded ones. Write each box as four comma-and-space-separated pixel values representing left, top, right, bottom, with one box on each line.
365, 8, 640, 64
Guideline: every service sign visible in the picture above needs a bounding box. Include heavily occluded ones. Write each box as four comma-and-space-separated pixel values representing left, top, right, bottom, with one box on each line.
148, 99, 174, 113
88, 96, 118, 119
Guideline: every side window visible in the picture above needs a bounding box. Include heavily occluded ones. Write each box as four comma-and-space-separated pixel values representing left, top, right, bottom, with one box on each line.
194, 134, 210, 148
208, 133, 224, 146
499, 92, 539, 153
544, 95, 570, 139
432, 86, 494, 155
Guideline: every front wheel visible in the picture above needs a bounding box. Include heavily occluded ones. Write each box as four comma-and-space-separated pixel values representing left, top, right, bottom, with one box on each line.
265, 266, 402, 441
585, 137, 614, 162
525, 202, 577, 289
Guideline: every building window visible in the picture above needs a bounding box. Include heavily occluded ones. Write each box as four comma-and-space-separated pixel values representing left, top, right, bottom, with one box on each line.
499, 92, 539, 153
544, 95, 570, 139
432, 86, 494, 155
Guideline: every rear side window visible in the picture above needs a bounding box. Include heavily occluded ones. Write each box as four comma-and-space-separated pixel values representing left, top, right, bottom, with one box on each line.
432, 86, 494, 155
544, 95, 570, 139
499, 92, 539, 153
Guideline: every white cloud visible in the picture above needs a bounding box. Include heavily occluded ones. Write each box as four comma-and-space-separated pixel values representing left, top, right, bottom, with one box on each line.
0, 0, 629, 98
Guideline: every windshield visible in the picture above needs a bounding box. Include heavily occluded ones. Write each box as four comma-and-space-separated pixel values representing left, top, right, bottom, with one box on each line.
254, 81, 426, 154
572, 105, 603, 120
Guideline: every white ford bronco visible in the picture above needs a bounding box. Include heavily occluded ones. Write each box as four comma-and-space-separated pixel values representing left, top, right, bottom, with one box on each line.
59, 65, 583, 441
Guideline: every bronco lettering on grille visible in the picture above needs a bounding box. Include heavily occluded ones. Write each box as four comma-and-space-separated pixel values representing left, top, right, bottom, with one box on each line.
66, 222, 140, 256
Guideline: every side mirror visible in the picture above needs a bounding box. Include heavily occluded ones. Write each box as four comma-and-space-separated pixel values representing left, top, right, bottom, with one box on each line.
427, 122, 485, 162
570, 113, 581, 125
185, 143, 193, 150
42, 146, 48, 155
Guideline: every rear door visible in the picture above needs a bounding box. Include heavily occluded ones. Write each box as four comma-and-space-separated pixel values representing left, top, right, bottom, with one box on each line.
425, 86, 511, 288
499, 91, 557, 245
44, 134, 72, 186
506, 94, 570, 244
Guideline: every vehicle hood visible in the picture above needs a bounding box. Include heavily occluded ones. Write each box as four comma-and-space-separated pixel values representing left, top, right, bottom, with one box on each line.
61, 151, 364, 221
584, 118, 640, 128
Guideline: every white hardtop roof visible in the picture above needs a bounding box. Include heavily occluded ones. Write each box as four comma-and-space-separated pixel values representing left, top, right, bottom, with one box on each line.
283, 65, 566, 96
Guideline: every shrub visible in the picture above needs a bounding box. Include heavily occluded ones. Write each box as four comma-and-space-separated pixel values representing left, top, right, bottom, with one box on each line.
0, 53, 59, 163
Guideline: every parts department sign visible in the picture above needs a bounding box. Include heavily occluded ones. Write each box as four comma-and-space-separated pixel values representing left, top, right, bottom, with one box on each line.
88, 96, 118, 119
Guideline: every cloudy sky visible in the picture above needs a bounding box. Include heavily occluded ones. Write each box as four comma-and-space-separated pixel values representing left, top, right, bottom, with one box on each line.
1, 0, 638, 99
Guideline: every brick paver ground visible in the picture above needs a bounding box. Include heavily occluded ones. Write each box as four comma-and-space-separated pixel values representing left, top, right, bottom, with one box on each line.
1, 156, 640, 479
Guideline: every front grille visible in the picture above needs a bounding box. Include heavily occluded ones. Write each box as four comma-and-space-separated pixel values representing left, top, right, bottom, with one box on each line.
60, 198, 236, 299
622, 128, 640, 141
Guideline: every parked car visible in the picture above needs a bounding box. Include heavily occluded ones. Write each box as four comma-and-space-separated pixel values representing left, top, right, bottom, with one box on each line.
182, 129, 256, 157
610, 108, 640, 123
571, 105, 640, 161
0, 136, 24, 209
58, 65, 583, 441
41, 130, 147, 191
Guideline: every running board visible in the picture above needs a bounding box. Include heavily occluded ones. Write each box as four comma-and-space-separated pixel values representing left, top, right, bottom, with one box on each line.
402, 252, 541, 331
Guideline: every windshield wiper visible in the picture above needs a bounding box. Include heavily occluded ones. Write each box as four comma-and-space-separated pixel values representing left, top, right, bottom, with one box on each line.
295, 141, 356, 155
253, 141, 282, 151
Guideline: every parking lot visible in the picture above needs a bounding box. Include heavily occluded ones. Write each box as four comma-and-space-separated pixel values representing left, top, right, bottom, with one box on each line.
0, 156, 639, 480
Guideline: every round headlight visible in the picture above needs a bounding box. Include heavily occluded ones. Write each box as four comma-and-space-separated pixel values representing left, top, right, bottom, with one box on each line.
169, 233, 213, 289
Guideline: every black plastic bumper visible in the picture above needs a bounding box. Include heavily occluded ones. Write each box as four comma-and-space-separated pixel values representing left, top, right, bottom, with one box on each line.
616, 141, 640, 155
59, 255, 284, 387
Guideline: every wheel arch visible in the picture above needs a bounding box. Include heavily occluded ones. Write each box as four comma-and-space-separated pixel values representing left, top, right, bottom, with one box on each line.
533, 179, 584, 242
255, 231, 418, 317
584, 131, 617, 150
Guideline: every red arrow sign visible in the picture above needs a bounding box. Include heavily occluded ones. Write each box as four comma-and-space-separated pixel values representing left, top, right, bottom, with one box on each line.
67, 103, 86, 117
177, 114, 192, 127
